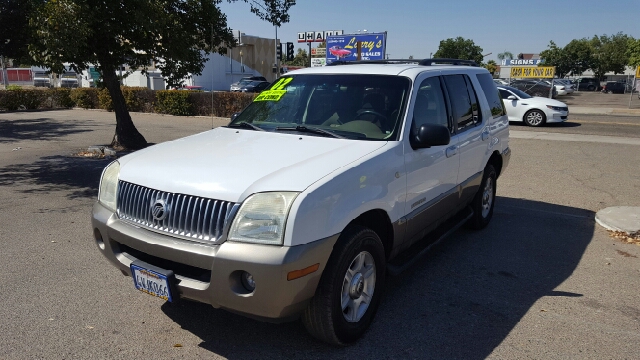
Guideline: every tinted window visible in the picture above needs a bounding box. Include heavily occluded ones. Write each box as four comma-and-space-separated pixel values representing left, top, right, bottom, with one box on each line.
476, 74, 506, 116
443, 74, 474, 131
464, 76, 482, 124
499, 89, 512, 99
412, 76, 449, 132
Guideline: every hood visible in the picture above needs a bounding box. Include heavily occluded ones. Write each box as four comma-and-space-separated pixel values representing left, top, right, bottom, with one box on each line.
118, 127, 387, 202
528, 97, 568, 107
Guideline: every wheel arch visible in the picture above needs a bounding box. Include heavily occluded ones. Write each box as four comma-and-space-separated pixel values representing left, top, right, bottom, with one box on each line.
488, 150, 504, 178
348, 209, 395, 260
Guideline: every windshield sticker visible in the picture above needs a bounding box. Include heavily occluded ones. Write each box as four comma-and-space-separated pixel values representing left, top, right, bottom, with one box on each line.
253, 78, 293, 102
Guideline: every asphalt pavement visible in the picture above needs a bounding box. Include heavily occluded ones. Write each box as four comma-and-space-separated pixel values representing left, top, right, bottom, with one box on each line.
0, 109, 639, 359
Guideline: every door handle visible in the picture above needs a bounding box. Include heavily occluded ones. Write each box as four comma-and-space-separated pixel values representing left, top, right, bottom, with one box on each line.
446, 146, 458, 158
481, 129, 490, 141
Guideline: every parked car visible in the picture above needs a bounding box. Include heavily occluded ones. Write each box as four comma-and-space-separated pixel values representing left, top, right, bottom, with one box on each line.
553, 79, 575, 94
493, 79, 509, 85
573, 77, 600, 91
230, 76, 268, 91
92, 59, 510, 345
509, 79, 557, 98
498, 85, 568, 126
602, 81, 625, 94
239, 80, 270, 93
543, 80, 574, 95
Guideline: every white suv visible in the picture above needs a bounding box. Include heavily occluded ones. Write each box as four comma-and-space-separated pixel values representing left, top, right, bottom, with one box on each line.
92, 59, 510, 345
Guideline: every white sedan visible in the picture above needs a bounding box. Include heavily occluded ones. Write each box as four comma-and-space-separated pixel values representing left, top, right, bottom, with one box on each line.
498, 85, 569, 127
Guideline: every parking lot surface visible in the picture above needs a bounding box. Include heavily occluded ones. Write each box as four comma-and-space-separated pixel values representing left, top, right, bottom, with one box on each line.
1, 109, 639, 359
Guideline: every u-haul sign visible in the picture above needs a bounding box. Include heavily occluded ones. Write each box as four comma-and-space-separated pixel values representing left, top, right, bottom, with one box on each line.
298, 30, 343, 43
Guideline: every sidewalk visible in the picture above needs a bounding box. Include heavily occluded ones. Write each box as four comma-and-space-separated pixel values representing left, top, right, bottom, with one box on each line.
569, 106, 640, 116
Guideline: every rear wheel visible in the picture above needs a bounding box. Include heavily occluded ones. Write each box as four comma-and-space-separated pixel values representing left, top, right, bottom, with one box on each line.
466, 164, 497, 230
302, 225, 386, 345
524, 109, 546, 127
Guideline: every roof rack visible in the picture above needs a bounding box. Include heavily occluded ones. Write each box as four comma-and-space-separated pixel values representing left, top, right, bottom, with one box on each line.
327, 58, 479, 67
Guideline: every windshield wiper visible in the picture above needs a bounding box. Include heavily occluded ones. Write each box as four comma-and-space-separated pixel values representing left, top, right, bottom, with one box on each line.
275, 125, 345, 139
228, 122, 265, 131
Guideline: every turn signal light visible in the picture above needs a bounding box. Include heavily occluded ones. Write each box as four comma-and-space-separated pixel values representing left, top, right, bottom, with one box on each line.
287, 263, 320, 281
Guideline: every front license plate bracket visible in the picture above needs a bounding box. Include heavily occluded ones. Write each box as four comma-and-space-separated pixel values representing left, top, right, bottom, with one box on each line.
130, 260, 179, 303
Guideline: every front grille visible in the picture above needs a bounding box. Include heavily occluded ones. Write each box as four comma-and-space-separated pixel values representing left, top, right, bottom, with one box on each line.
117, 181, 235, 242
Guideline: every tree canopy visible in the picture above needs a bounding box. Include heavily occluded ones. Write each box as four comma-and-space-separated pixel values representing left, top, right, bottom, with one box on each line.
540, 32, 633, 80
433, 37, 484, 64
22, 0, 295, 149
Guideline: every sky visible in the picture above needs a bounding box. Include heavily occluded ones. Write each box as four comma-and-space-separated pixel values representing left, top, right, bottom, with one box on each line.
219, 0, 640, 62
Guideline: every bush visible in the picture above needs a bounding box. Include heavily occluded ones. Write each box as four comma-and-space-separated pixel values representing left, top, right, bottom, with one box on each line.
70, 88, 100, 109
156, 90, 193, 116
98, 86, 156, 112
47, 88, 74, 108
0, 89, 46, 110
190, 91, 256, 117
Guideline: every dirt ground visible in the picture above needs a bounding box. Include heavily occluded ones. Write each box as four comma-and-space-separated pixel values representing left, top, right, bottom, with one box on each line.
560, 91, 640, 109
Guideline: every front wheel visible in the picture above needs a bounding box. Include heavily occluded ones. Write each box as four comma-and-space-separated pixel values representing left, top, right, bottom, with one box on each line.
524, 109, 546, 127
302, 225, 386, 345
466, 164, 497, 230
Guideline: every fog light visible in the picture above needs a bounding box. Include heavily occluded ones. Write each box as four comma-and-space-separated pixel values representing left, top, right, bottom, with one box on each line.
241, 271, 256, 292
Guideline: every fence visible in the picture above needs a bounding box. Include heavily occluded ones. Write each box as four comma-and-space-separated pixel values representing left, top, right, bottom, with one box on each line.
0, 69, 33, 84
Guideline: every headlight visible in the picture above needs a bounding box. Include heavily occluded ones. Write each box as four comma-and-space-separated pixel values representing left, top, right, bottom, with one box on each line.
228, 192, 298, 245
546, 105, 565, 111
98, 160, 120, 212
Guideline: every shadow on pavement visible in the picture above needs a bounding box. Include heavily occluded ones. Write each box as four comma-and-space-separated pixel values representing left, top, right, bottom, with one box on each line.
160, 197, 594, 359
0, 155, 110, 199
509, 121, 582, 128
0, 117, 95, 142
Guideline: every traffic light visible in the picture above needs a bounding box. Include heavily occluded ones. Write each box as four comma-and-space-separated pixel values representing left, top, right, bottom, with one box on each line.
276, 43, 283, 61
286, 42, 294, 61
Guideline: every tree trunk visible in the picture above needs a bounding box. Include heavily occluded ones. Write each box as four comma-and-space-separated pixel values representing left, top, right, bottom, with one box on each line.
102, 69, 147, 150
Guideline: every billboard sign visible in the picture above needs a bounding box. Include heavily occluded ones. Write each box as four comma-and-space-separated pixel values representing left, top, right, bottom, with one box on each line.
311, 47, 326, 56
325, 32, 386, 65
298, 30, 344, 43
509, 66, 555, 79
311, 58, 326, 67
501, 59, 544, 66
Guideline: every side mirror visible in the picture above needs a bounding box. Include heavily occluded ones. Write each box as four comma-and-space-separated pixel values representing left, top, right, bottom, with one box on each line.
507, 95, 517, 100
231, 112, 240, 121
411, 124, 450, 149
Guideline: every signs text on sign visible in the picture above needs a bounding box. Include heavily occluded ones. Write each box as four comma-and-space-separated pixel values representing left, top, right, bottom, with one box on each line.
311, 48, 326, 56
325, 33, 387, 65
298, 30, 344, 43
501, 59, 544, 66
510, 66, 556, 79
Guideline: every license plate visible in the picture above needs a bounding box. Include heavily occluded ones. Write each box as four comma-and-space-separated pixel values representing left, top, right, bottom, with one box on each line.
130, 261, 175, 302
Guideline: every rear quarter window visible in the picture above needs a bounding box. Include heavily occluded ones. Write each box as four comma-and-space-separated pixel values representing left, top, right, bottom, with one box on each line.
476, 73, 506, 117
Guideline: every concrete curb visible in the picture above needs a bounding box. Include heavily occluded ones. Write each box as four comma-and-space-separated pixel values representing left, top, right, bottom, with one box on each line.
595, 206, 640, 234
570, 107, 640, 116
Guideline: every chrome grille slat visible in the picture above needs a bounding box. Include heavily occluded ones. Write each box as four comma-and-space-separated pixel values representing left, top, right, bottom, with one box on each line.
116, 181, 234, 243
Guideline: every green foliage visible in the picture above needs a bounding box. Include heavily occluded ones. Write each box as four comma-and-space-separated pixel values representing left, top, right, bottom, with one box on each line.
98, 86, 153, 112
483, 60, 497, 76
0, 0, 38, 63
70, 88, 100, 109
589, 32, 630, 80
47, 88, 74, 108
156, 90, 193, 116
283, 48, 309, 67
6, 85, 22, 90
0, 88, 44, 110
539, 41, 572, 78
626, 38, 640, 68
497, 51, 514, 61
190, 91, 256, 117
434, 37, 484, 64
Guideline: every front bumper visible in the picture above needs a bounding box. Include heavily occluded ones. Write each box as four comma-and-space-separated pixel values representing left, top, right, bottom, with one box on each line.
92, 202, 338, 322
546, 110, 569, 123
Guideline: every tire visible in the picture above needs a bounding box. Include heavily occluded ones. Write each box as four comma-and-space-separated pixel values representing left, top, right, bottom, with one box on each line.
466, 164, 497, 230
524, 109, 546, 127
302, 225, 386, 345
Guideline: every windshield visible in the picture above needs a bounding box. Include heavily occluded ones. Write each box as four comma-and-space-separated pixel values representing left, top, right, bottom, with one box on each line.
230, 74, 411, 141
500, 86, 532, 99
